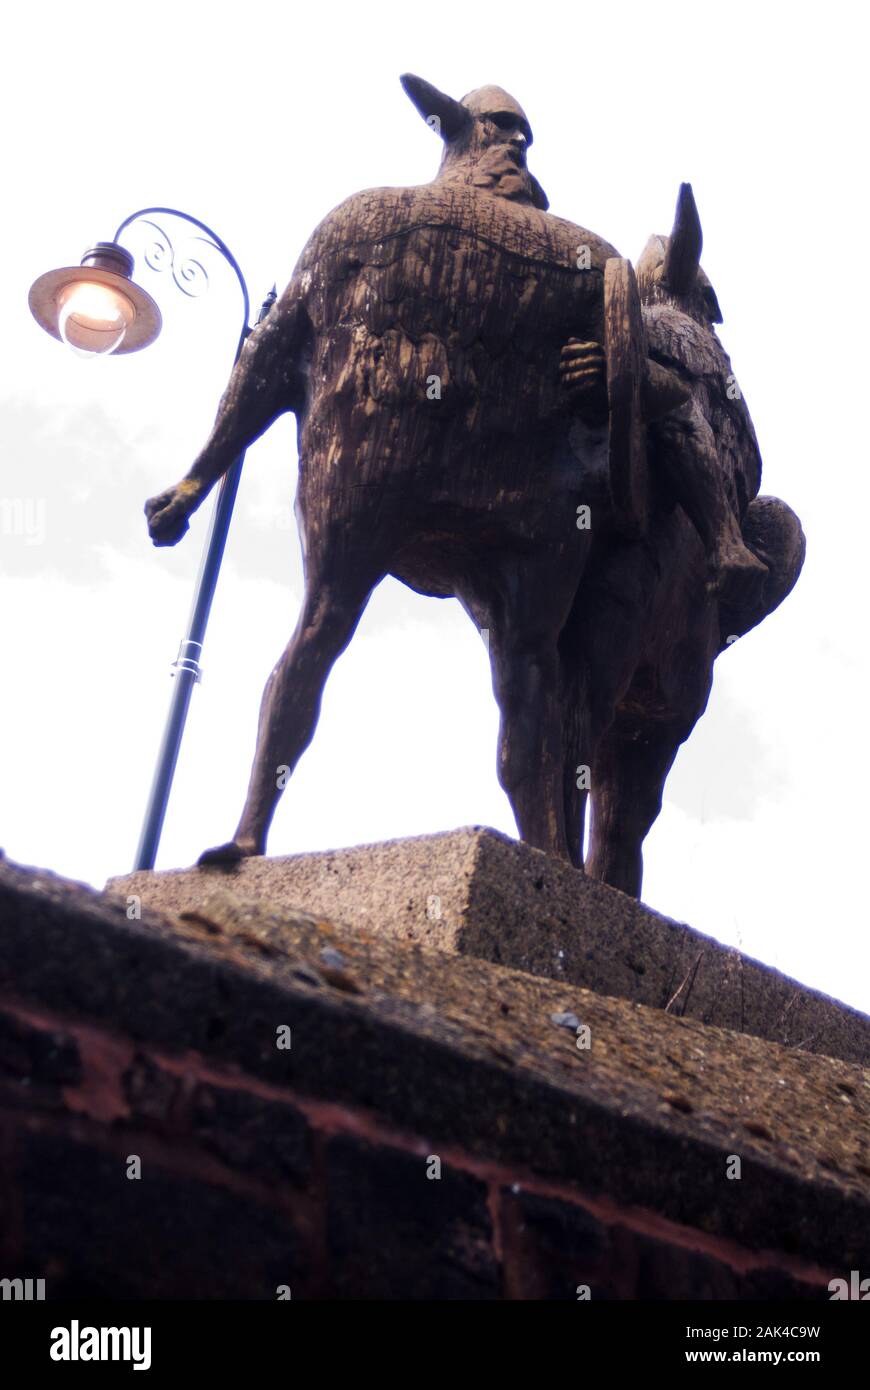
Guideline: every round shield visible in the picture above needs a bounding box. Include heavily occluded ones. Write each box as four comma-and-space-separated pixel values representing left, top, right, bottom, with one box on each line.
605, 257, 648, 537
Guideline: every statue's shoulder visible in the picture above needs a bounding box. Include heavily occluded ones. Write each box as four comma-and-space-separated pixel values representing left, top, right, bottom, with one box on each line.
296, 184, 619, 274
538, 208, 620, 270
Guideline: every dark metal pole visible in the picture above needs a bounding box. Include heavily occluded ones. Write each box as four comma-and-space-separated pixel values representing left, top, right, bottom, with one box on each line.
133, 447, 247, 870
110, 208, 263, 870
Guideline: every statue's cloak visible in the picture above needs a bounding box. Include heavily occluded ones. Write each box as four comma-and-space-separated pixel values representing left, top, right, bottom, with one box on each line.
286, 185, 619, 584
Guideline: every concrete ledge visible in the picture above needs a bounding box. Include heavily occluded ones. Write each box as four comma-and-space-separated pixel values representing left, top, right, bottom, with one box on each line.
108, 826, 870, 1068
2, 852, 870, 1296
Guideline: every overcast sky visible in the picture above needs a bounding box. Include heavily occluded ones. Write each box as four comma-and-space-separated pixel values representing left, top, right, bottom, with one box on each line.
3, 1, 868, 1011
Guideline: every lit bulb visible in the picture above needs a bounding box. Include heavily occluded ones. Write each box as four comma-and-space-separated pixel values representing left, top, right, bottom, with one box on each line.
57, 280, 135, 357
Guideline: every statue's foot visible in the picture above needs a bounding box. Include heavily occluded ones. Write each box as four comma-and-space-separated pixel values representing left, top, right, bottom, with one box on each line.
197, 838, 261, 868
711, 543, 768, 610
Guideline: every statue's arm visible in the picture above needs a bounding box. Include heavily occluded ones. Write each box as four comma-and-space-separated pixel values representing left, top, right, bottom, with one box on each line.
145, 282, 310, 547
559, 340, 689, 426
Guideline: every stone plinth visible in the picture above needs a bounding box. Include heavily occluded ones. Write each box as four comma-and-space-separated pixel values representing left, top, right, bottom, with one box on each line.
108, 827, 870, 1068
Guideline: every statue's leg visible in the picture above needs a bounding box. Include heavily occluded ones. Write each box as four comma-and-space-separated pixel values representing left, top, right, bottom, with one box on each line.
199, 539, 383, 865
559, 542, 661, 872
561, 685, 589, 870
586, 713, 699, 898
652, 401, 767, 609
486, 555, 578, 862
492, 638, 566, 859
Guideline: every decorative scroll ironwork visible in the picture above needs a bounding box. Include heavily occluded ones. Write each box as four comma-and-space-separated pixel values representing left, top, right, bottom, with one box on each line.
137, 218, 216, 299
112, 205, 251, 345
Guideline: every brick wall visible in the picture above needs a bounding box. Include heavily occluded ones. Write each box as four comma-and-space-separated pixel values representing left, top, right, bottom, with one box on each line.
0, 998, 833, 1301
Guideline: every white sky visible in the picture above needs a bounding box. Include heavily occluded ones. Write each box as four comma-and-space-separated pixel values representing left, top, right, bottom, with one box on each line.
2, 0, 868, 1010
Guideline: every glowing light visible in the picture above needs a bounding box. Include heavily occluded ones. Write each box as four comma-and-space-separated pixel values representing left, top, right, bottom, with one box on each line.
57, 280, 135, 356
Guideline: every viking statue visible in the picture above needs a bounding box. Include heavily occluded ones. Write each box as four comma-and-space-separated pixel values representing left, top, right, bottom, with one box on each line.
144, 77, 803, 894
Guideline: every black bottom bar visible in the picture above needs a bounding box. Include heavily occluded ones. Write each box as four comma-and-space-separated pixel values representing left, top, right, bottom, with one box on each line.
3, 1297, 864, 1376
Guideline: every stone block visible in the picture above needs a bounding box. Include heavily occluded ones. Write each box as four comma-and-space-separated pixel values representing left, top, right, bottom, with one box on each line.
107, 826, 870, 1067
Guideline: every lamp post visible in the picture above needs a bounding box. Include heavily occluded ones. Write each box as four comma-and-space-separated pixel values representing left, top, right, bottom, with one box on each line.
29, 208, 271, 870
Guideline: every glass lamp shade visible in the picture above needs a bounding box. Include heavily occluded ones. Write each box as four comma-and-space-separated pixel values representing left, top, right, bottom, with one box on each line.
57, 279, 136, 356
28, 243, 161, 355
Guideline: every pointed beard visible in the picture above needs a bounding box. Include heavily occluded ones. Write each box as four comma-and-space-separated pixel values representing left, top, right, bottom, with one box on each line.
438, 145, 546, 208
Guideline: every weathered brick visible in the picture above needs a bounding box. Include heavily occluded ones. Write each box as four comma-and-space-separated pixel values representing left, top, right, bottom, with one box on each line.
16, 1129, 309, 1300
0, 1009, 81, 1086
122, 1053, 180, 1126
326, 1135, 499, 1298
190, 1082, 311, 1185
633, 1232, 828, 1299
738, 1265, 829, 1300
632, 1232, 743, 1299
500, 1187, 624, 1299
502, 1187, 830, 1300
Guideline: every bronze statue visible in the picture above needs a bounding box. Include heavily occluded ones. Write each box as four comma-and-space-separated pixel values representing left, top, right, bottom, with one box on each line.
144, 76, 804, 895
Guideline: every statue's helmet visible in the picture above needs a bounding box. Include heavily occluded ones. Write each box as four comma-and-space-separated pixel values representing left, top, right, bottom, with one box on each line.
636, 183, 723, 323
400, 73, 532, 145
458, 85, 534, 145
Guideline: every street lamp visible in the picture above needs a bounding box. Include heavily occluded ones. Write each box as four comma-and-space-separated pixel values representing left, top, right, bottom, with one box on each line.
29, 207, 271, 871
29, 242, 161, 356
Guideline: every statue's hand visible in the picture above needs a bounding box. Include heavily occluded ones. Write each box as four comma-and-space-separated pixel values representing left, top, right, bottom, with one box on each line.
560, 339, 608, 422
144, 478, 204, 547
